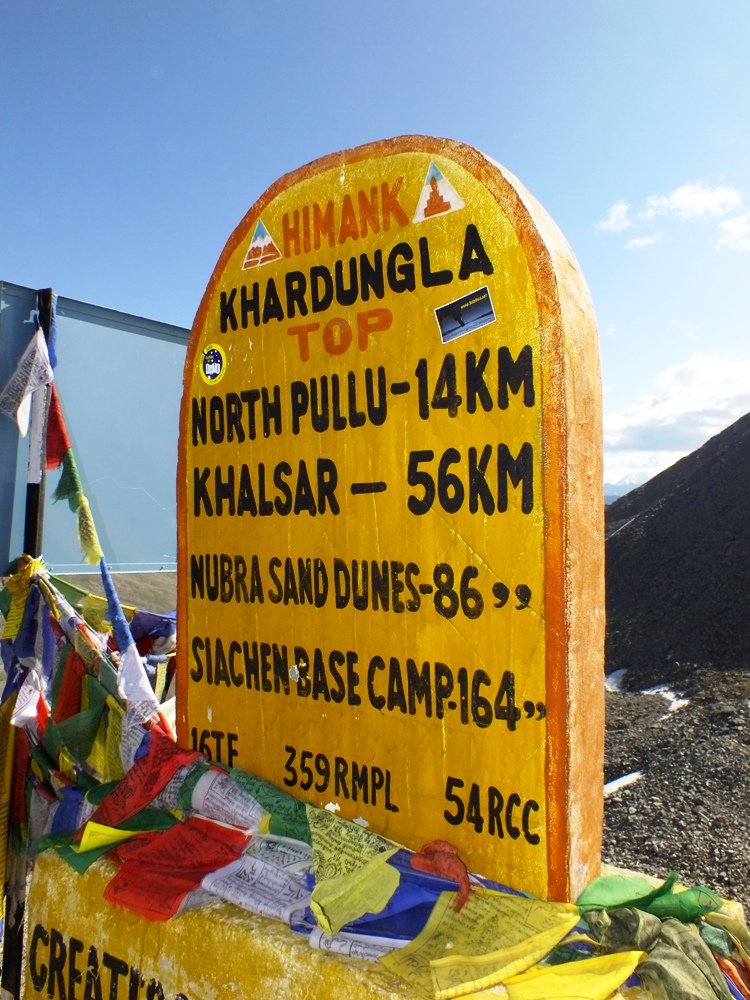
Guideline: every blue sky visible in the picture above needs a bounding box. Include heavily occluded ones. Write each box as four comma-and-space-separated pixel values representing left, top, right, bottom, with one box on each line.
2, 1, 748, 484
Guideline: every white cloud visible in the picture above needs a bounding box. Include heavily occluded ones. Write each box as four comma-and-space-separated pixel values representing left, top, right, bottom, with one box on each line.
598, 181, 747, 253
597, 199, 633, 232
605, 450, 686, 486
604, 353, 750, 484
717, 212, 750, 251
626, 233, 663, 250
642, 181, 741, 221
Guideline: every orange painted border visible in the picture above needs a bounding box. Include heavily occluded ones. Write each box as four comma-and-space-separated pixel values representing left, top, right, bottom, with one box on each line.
176, 136, 604, 902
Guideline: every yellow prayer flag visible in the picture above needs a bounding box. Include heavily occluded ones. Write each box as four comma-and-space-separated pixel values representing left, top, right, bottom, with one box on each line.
382, 889, 579, 998
311, 847, 400, 934
103, 697, 126, 783
85, 715, 108, 779
58, 748, 77, 783
76, 495, 103, 565
81, 593, 110, 632
306, 803, 395, 882
155, 658, 168, 702
503, 950, 646, 1000
2, 556, 44, 639
76, 820, 136, 853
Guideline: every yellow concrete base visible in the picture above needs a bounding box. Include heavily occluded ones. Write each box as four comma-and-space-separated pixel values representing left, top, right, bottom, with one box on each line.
23, 854, 673, 999
24, 851, 412, 1000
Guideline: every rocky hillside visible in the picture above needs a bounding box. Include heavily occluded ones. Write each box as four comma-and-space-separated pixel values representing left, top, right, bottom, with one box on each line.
605, 411, 750, 691
603, 412, 750, 909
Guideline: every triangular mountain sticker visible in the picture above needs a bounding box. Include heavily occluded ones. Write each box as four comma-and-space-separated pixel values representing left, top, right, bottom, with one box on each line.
413, 163, 465, 223
242, 219, 283, 270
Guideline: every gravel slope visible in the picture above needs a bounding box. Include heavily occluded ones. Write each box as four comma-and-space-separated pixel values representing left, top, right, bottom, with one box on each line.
603, 666, 750, 913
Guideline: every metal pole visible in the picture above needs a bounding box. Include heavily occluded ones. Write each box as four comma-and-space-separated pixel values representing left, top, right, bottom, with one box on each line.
21, 288, 54, 558
1, 289, 54, 999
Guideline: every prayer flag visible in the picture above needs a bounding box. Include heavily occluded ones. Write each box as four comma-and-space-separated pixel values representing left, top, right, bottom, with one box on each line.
0, 328, 53, 436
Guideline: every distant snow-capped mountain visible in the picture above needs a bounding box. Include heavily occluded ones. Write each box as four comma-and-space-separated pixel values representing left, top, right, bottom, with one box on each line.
604, 475, 644, 504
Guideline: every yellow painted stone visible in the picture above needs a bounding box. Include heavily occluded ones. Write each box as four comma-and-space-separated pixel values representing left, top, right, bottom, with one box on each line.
177, 136, 604, 901
0, 697, 15, 888
24, 854, 650, 1000
24, 851, 412, 1000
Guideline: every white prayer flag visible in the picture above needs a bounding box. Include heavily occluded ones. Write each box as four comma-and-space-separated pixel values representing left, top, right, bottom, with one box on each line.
0, 328, 53, 435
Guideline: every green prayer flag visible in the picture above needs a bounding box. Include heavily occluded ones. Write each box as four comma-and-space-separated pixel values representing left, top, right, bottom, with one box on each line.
577, 871, 679, 913
230, 767, 311, 843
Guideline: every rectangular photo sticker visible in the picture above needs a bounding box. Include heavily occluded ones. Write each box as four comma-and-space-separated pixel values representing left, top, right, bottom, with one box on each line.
435, 286, 496, 343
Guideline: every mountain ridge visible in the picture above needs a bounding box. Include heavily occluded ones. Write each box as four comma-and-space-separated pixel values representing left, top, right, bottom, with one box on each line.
605, 410, 750, 689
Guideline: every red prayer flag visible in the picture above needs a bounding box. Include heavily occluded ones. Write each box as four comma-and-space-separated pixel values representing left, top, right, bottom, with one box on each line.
104, 816, 250, 920
51, 649, 86, 723
90, 728, 200, 830
46, 384, 71, 469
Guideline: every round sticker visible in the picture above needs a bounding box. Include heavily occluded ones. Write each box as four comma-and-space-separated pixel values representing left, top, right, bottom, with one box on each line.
199, 344, 226, 385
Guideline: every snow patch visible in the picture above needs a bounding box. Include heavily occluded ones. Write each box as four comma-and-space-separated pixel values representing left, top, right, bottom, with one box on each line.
643, 684, 690, 716
604, 771, 643, 797
605, 669, 628, 692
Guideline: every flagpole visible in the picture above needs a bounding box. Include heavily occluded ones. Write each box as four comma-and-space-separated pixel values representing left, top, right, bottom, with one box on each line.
21, 289, 54, 559
0, 289, 54, 1000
